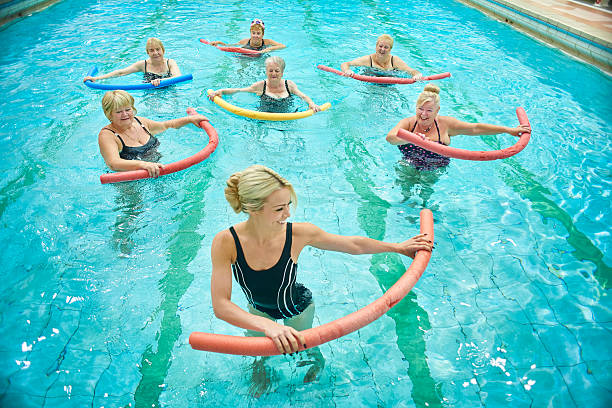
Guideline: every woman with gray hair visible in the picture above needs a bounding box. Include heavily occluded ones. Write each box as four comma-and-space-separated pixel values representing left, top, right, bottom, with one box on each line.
208, 56, 322, 113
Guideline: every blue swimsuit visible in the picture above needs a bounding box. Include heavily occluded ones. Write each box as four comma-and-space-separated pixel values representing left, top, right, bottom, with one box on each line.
230, 222, 313, 320
398, 120, 450, 170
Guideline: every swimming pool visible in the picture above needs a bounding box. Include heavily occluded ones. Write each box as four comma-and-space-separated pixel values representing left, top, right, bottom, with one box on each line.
0, 0, 610, 406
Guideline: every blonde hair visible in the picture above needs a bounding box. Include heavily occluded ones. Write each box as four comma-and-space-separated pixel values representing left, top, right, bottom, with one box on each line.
225, 165, 297, 214
376, 34, 394, 49
146, 37, 165, 53
265, 56, 285, 72
416, 84, 440, 108
250, 23, 265, 34
101, 90, 137, 121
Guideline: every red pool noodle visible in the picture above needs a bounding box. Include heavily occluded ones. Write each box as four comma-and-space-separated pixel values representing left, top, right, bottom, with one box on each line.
199, 39, 261, 56
189, 209, 434, 356
100, 108, 219, 184
317, 64, 451, 84
395, 107, 531, 161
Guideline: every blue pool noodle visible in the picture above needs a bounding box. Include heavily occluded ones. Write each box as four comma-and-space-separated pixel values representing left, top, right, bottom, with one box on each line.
84, 66, 193, 90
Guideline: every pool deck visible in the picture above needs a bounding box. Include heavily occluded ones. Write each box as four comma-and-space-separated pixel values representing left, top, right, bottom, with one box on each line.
458, 0, 612, 72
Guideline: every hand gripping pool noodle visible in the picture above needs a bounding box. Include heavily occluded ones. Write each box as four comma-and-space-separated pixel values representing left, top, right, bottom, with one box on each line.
84, 66, 193, 91
396, 107, 531, 161
199, 39, 261, 56
189, 208, 434, 356
207, 89, 331, 121
317, 64, 451, 85
99, 108, 219, 184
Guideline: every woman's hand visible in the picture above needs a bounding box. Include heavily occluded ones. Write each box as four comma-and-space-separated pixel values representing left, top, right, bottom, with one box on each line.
263, 320, 306, 354
210, 41, 224, 46
341, 69, 354, 77
190, 114, 209, 126
208, 90, 222, 101
511, 124, 531, 137
151, 78, 162, 87
397, 233, 433, 259
412, 72, 423, 81
309, 103, 321, 113
83, 76, 97, 82
140, 161, 164, 178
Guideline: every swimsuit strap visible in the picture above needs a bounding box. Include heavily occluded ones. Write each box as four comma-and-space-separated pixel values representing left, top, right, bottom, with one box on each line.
166, 58, 170, 75
262, 79, 266, 94
228, 226, 247, 264
103, 127, 126, 149
411, 120, 418, 132
434, 119, 442, 143
370, 55, 373, 67
391, 55, 395, 68
285, 80, 291, 96
134, 117, 153, 137
144, 59, 147, 72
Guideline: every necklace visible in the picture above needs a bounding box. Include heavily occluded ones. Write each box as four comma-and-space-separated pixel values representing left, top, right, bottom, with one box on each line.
418, 122, 433, 133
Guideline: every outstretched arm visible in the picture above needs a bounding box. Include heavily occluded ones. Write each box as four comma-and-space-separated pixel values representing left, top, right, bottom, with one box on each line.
287, 80, 320, 112
259, 39, 286, 53
138, 114, 209, 135
299, 222, 432, 259
84, 61, 144, 82
340, 55, 371, 75
210, 231, 306, 354
392, 56, 422, 79
445, 116, 530, 137
208, 81, 263, 100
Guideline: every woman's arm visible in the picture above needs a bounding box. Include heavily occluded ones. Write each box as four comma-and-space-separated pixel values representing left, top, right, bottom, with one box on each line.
137, 114, 209, 135
445, 116, 530, 137
210, 231, 306, 353
84, 61, 144, 82
340, 55, 370, 75
168, 59, 181, 77
298, 223, 432, 259
391, 56, 422, 79
260, 39, 286, 53
208, 81, 263, 100
386, 117, 414, 145
98, 129, 163, 177
287, 81, 320, 112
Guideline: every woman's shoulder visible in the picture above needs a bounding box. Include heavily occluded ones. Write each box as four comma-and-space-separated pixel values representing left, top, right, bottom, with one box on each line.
291, 222, 320, 235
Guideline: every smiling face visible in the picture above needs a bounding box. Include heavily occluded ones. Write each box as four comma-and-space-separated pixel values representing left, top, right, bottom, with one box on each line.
110, 104, 135, 127
376, 39, 392, 56
250, 26, 264, 44
265, 62, 284, 81
416, 100, 440, 128
254, 187, 292, 227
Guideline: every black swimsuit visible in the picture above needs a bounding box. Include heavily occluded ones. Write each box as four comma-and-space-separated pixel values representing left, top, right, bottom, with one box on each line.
104, 117, 160, 161
143, 59, 172, 83
230, 222, 313, 320
244, 39, 266, 51
259, 80, 294, 113
398, 120, 450, 170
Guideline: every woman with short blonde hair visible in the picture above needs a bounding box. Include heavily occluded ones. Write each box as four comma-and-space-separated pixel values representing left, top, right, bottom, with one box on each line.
83, 37, 181, 87
341, 34, 421, 78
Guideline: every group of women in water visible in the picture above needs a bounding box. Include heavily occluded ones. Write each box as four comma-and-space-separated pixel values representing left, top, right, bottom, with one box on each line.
84, 18, 530, 390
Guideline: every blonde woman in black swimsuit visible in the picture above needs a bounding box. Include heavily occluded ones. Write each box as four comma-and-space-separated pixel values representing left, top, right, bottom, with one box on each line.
386, 84, 531, 170
83, 37, 181, 87
208, 56, 322, 112
209, 18, 286, 54
97, 90, 208, 177
341, 34, 422, 79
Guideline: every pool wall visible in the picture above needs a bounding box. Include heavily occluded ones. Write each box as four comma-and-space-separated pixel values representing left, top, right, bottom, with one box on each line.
458, 0, 612, 72
0, 0, 61, 27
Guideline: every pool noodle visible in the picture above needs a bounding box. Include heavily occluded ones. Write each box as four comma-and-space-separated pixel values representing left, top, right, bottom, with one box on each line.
396, 107, 531, 161
317, 64, 451, 84
100, 108, 218, 184
84, 66, 193, 90
189, 208, 434, 356
199, 39, 261, 56
207, 89, 331, 121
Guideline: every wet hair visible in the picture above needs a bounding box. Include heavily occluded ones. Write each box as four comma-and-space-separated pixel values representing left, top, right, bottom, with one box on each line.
146, 37, 165, 53
264, 56, 285, 72
376, 34, 394, 49
225, 165, 297, 214
416, 84, 440, 108
101, 90, 137, 121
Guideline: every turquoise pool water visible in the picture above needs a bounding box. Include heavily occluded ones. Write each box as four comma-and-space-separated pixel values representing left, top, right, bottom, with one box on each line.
0, 0, 610, 406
